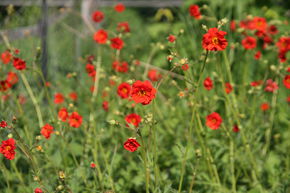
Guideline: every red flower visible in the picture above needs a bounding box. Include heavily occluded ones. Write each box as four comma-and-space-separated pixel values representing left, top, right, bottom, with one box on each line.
254, 51, 261, 60
264, 79, 278, 92
240, 19, 255, 30
86, 63, 96, 78
232, 125, 240, 133
283, 75, 290, 89
14, 49, 20, 55
54, 93, 64, 104
206, 112, 222, 130
69, 92, 78, 101
225, 82, 233, 94
148, 69, 162, 82
112, 61, 128, 73
1, 50, 12, 64
0, 121, 7, 128
250, 80, 263, 87
167, 35, 176, 43
230, 20, 236, 31
13, 57, 26, 70
181, 64, 189, 71
45, 82, 51, 87
267, 25, 278, 35
203, 77, 213, 90
117, 82, 131, 99
277, 37, 290, 52
260, 103, 270, 111
110, 37, 124, 50
69, 112, 82, 128
131, 80, 156, 105
41, 124, 54, 139
123, 138, 140, 152
92, 11, 104, 23
34, 188, 43, 193
6, 71, 18, 85
0, 80, 11, 92
242, 36, 256, 50
189, 5, 201, 19
90, 162, 96, 168
114, 3, 125, 13
58, 108, 68, 122
125, 113, 141, 127
93, 29, 108, 44
202, 28, 228, 51
0, 138, 16, 160
117, 22, 130, 33
102, 101, 109, 112
252, 17, 267, 32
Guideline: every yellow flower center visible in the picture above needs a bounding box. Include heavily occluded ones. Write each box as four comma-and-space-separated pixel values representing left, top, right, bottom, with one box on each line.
212, 37, 218, 45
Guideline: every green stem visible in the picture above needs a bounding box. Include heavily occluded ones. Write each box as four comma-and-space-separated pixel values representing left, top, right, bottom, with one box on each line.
139, 131, 150, 193
221, 51, 263, 191
20, 72, 44, 128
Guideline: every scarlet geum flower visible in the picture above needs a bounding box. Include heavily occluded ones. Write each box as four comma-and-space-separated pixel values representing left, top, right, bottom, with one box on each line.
1, 50, 12, 64
202, 28, 228, 51
0, 138, 16, 160
254, 51, 261, 60
0, 121, 7, 128
181, 64, 189, 71
260, 103, 270, 111
68, 112, 83, 128
131, 80, 156, 105
114, 3, 125, 12
125, 113, 142, 127
13, 57, 26, 70
93, 29, 108, 44
167, 35, 176, 43
232, 125, 240, 133
86, 63, 96, 78
54, 93, 64, 104
203, 77, 213, 90
34, 188, 43, 193
110, 37, 124, 50
124, 138, 140, 152
117, 22, 130, 33
147, 69, 162, 82
92, 11, 104, 23
252, 17, 267, 31
90, 162, 96, 168
58, 108, 68, 122
117, 82, 131, 99
264, 79, 278, 92
225, 82, 233, 94
6, 72, 18, 85
112, 61, 128, 73
69, 92, 78, 101
230, 20, 236, 31
0, 80, 11, 92
102, 101, 109, 112
189, 5, 201, 19
267, 25, 278, 35
250, 80, 263, 87
206, 112, 222, 130
283, 75, 290, 89
41, 124, 54, 139
242, 36, 257, 50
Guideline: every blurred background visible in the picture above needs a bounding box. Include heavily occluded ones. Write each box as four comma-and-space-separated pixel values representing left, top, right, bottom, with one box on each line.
0, 0, 289, 80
